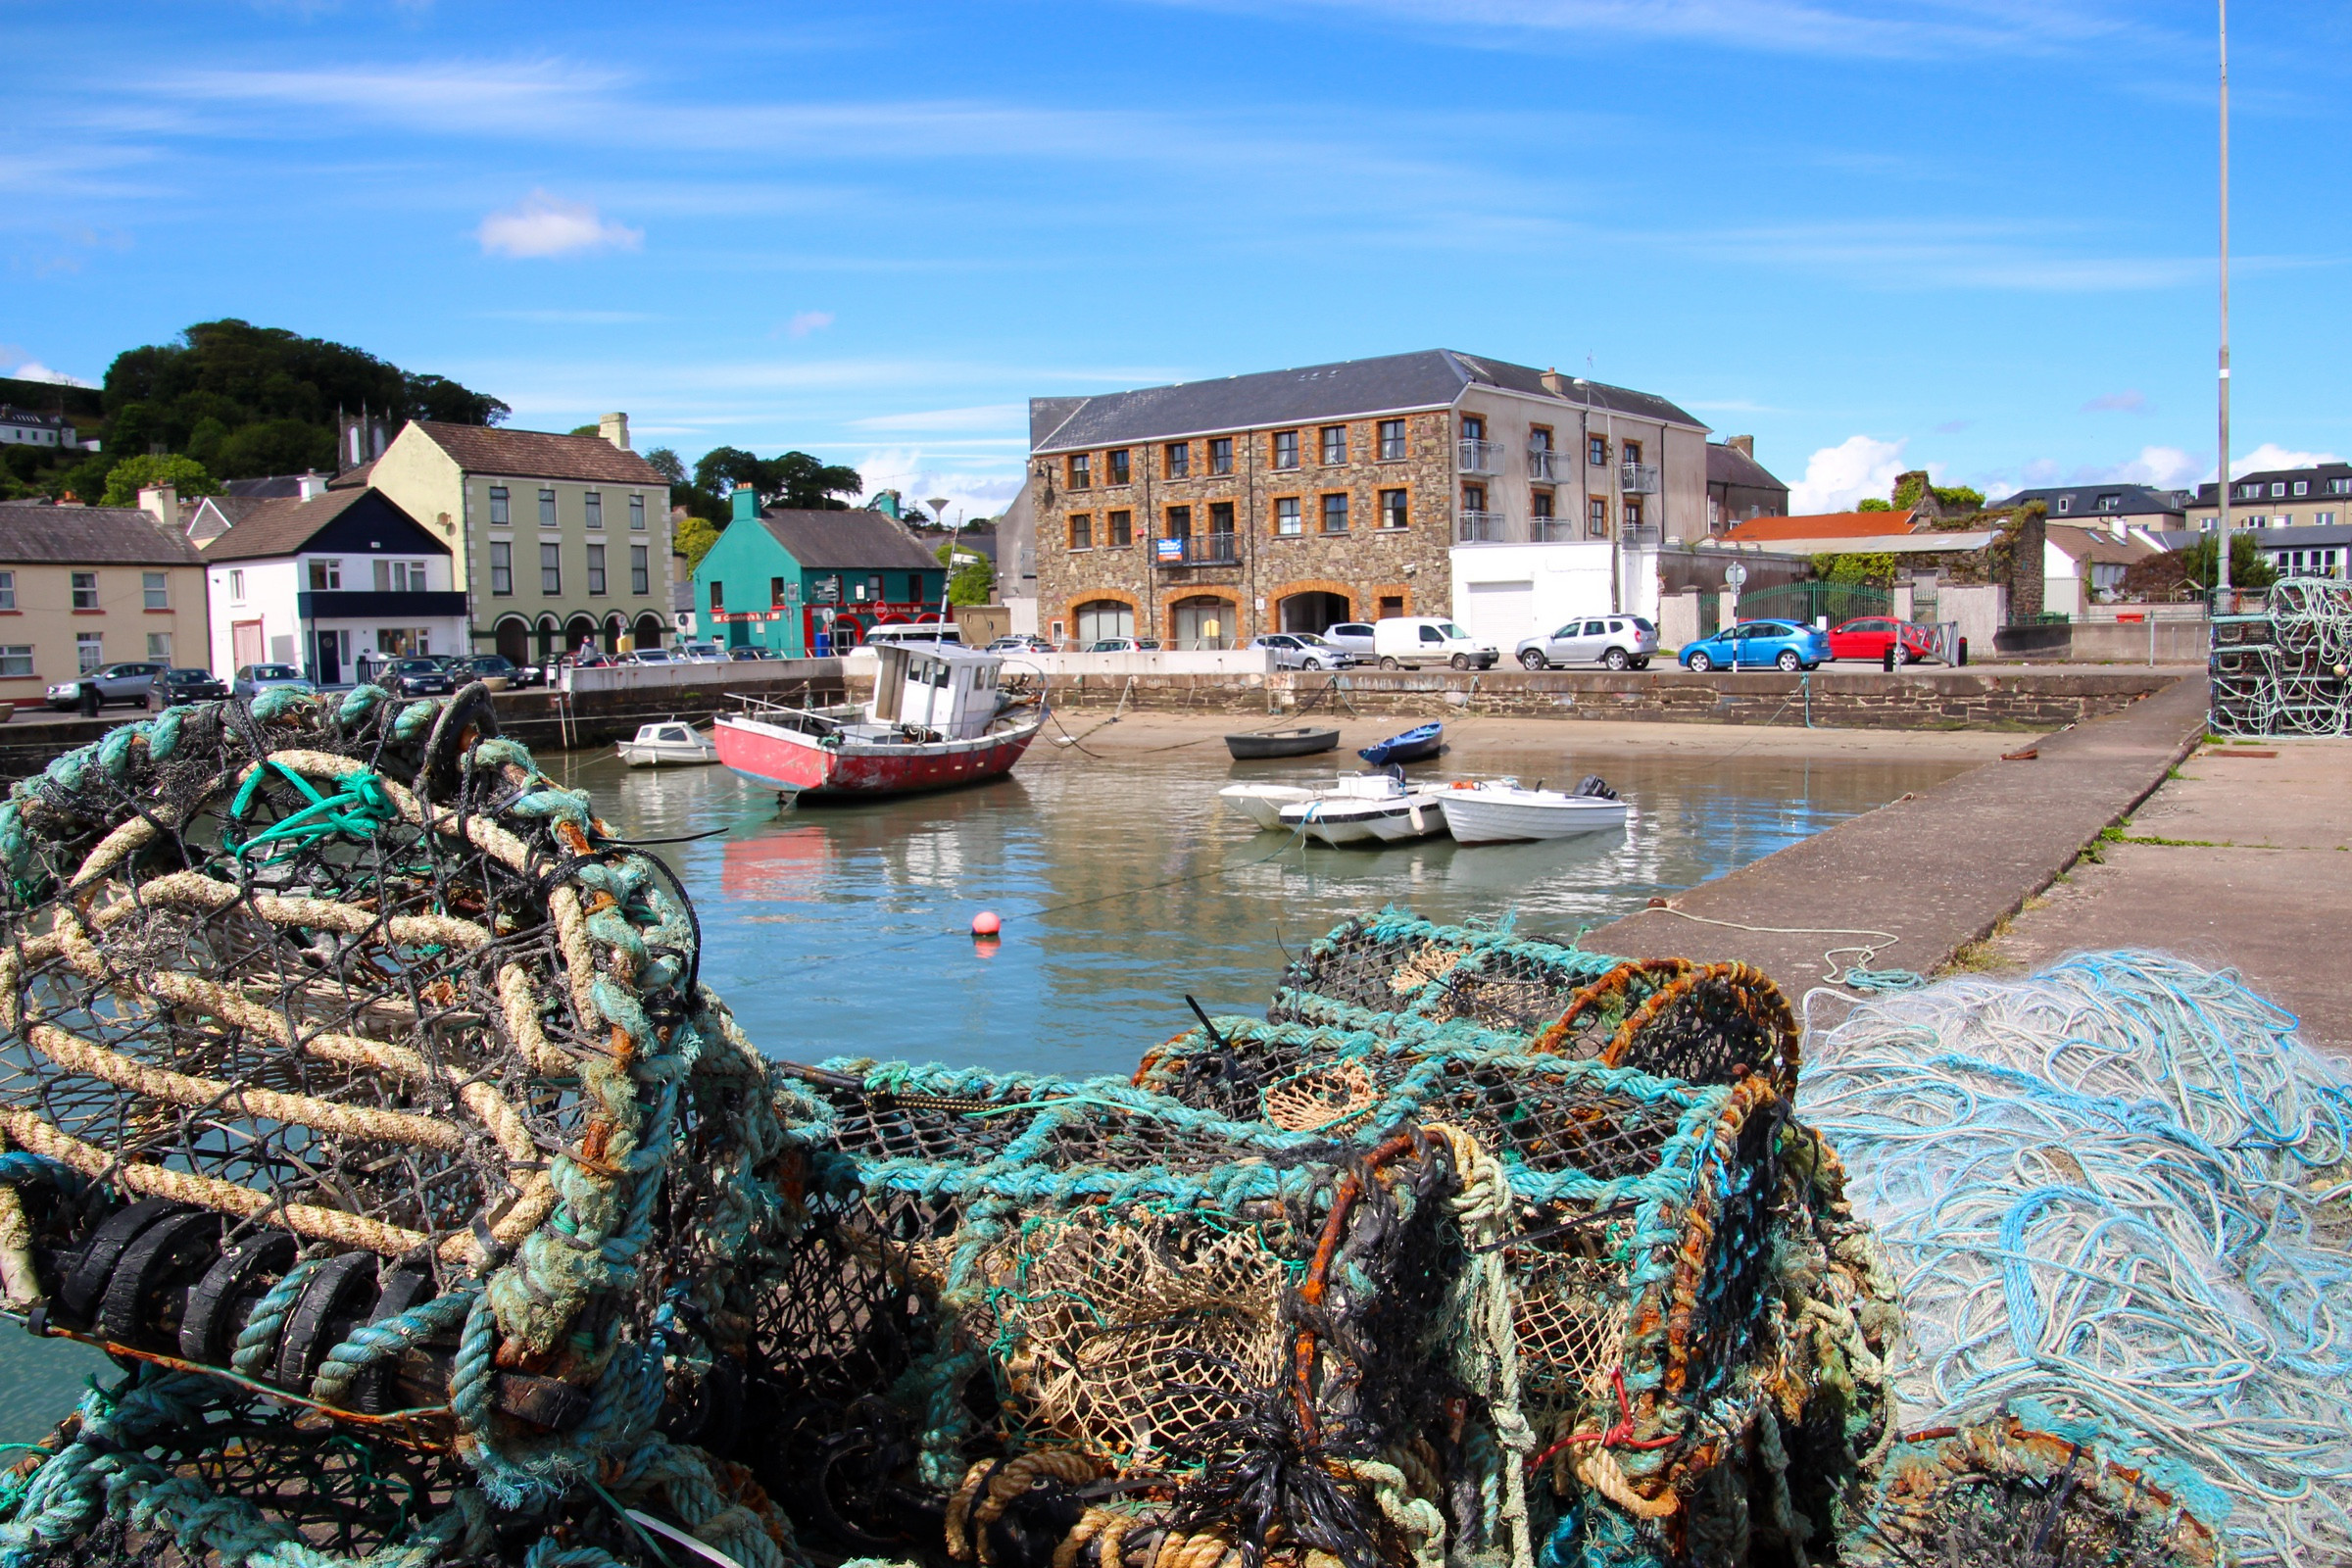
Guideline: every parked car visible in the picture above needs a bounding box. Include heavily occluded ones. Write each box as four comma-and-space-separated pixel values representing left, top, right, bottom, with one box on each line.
384, 657, 454, 696
865, 623, 964, 649
1086, 637, 1163, 653
1827, 616, 1936, 663
1250, 632, 1358, 670
146, 666, 228, 710
49, 662, 167, 710
986, 635, 1054, 654
448, 655, 519, 691
678, 642, 728, 663
1322, 622, 1378, 659
1517, 615, 1658, 671
1371, 617, 1498, 670
628, 648, 678, 664
726, 646, 776, 662
1678, 620, 1832, 673
231, 664, 314, 702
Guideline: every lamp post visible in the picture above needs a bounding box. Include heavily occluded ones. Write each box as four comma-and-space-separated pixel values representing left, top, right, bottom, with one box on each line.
2216, 0, 2233, 600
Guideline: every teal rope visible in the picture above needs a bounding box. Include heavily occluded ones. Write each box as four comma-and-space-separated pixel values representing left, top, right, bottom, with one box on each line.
229, 1260, 320, 1377
308, 1289, 476, 1407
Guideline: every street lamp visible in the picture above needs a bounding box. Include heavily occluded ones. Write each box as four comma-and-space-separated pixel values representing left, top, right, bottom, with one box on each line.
2216, 0, 2233, 599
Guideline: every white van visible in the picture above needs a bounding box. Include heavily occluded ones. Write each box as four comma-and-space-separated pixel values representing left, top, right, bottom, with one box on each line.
1371, 616, 1499, 670
862, 623, 964, 649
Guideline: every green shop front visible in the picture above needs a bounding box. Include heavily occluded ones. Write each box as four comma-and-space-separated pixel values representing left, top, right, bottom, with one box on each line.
694, 492, 950, 655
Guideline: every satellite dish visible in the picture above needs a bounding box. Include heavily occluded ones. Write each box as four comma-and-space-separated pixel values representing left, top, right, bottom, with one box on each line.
1725, 563, 1748, 588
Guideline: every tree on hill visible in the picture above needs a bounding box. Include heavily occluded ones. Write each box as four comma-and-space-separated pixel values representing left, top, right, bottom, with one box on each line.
99, 454, 220, 507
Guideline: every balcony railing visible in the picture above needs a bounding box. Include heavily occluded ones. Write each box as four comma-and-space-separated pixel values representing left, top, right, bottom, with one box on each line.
1620, 524, 1662, 548
1527, 447, 1562, 481
1533, 515, 1580, 543
1153, 532, 1238, 567
1458, 438, 1505, 475
1456, 511, 1511, 543
1620, 463, 1660, 495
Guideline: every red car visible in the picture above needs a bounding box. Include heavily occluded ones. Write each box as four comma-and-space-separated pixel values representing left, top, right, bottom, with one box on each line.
1827, 616, 1935, 662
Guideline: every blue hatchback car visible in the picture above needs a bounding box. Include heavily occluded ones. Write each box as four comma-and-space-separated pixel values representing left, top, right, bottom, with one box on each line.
1678, 619, 1832, 672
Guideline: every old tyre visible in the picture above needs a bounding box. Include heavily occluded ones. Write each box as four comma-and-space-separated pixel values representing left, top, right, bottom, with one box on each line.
1379, 656, 1399, 669
1603, 648, 1631, 670
1450, 653, 1472, 670
1519, 649, 1548, 670
1778, 650, 1802, 671
1688, 652, 1714, 673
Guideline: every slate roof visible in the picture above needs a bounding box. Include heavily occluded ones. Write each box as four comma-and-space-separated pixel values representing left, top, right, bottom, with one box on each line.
408, 422, 667, 485
2196, 462, 2352, 506
0, 503, 204, 565
1029, 350, 1703, 453
1722, 510, 1918, 544
223, 475, 310, 499
755, 508, 942, 572
2045, 523, 2159, 567
1990, 483, 2189, 518
1707, 442, 1787, 493
201, 488, 443, 564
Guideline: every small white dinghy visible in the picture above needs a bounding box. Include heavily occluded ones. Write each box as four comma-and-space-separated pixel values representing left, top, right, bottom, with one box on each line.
1218, 782, 1320, 831
1278, 771, 1450, 847
617, 721, 719, 767
1438, 775, 1626, 844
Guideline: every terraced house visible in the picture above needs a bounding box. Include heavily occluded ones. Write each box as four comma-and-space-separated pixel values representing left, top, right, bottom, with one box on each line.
1029, 350, 1706, 650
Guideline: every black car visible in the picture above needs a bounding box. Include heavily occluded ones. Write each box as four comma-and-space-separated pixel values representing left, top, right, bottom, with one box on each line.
726, 646, 775, 662
146, 666, 228, 710
384, 657, 454, 697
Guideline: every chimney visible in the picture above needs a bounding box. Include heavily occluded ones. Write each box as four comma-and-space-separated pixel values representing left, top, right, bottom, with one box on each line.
1728, 435, 1755, 459
599, 413, 630, 451
296, 470, 327, 501
730, 486, 760, 525
136, 483, 179, 530
1541, 367, 1567, 397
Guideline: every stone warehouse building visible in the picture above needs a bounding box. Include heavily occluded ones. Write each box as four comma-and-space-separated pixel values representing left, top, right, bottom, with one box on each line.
1029, 350, 1707, 650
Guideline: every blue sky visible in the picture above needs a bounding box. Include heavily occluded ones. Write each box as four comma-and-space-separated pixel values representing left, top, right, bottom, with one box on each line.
5, 0, 2346, 520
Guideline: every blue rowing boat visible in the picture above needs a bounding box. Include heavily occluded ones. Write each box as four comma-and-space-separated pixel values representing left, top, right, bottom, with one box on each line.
1357, 722, 1444, 766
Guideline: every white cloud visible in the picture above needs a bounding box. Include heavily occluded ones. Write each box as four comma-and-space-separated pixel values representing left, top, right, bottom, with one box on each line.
854, 445, 1025, 526
849, 404, 1024, 433
5, 360, 95, 387
1788, 435, 1906, 514
785, 311, 835, 339
2230, 442, 2341, 479
475, 190, 641, 259
2099, 445, 2200, 487
2082, 389, 2148, 414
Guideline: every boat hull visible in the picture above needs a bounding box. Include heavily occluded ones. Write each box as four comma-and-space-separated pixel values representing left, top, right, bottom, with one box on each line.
1226, 727, 1340, 760
1439, 795, 1627, 844
714, 711, 1044, 798
1282, 793, 1448, 847
1357, 723, 1444, 766
1219, 783, 1317, 830
616, 743, 718, 767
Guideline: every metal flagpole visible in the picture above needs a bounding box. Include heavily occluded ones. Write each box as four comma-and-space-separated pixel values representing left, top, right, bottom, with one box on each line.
2216, 0, 2233, 602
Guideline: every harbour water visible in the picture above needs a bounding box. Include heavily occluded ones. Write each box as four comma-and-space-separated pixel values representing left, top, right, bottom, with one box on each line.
0, 729, 1974, 1439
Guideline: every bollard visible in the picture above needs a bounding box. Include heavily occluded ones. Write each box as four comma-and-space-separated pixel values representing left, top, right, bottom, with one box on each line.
1957, 636, 1969, 666
1882, 644, 1897, 673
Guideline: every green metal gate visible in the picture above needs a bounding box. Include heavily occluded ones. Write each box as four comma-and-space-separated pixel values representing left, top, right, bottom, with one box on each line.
1737, 581, 1892, 626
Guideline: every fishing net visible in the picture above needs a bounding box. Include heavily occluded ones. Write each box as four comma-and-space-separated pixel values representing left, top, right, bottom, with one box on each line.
2208, 576, 2352, 737
0, 688, 806, 1568
1800, 951, 2352, 1567
746, 1058, 1535, 1568
1844, 1419, 2230, 1568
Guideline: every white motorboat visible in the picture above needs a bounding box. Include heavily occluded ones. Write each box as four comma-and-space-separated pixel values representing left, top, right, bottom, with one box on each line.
1218, 782, 1319, 830
1438, 775, 1626, 844
1278, 772, 1451, 847
616, 721, 719, 767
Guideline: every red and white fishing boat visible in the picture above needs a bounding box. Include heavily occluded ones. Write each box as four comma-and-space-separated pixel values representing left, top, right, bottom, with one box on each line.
713, 642, 1046, 800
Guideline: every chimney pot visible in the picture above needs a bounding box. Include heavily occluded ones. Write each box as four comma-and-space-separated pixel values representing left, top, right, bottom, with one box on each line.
599, 413, 630, 451
1541, 367, 1566, 396
296, 470, 327, 502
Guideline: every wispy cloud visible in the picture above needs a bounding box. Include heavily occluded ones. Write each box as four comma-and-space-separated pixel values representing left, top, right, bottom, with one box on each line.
785, 310, 835, 339
848, 404, 1024, 433
2082, 389, 2149, 414
475, 190, 641, 259
2230, 442, 2342, 479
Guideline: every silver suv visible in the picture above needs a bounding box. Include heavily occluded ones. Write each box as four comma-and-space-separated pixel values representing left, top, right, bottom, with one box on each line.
1516, 615, 1659, 671
1321, 622, 1378, 659
48, 662, 167, 710
1250, 632, 1357, 670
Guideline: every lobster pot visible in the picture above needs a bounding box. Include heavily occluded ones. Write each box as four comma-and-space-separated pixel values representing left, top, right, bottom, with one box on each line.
1265, 910, 1625, 1035
2206, 578, 2352, 738
754, 1061, 1523, 1568
0, 692, 799, 1514
1844, 1420, 2228, 1568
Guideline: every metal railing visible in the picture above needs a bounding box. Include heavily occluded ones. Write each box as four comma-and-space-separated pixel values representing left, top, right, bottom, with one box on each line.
1619, 463, 1659, 494
1456, 511, 1511, 543
1458, 439, 1505, 475
1619, 524, 1662, 548
1153, 532, 1238, 566
1527, 447, 1561, 481
1533, 515, 1578, 543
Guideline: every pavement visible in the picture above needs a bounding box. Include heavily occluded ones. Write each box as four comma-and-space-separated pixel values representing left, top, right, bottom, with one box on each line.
1581, 672, 2211, 1002
1986, 735, 2352, 1055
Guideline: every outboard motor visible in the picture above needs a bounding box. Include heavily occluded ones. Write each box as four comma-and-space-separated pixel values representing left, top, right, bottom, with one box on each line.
1573, 773, 1619, 800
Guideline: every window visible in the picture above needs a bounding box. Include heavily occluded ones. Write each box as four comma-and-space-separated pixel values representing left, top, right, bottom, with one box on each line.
1067, 454, 1092, 489
1530, 426, 1553, 452
72, 571, 97, 610
2097, 493, 2122, 511
142, 571, 169, 610
76, 633, 101, 671
1067, 513, 1094, 549
1377, 595, 1404, 618
587, 544, 608, 596
2319, 512, 2339, 527
2331, 478, 2351, 496
539, 487, 558, 525
1108, 510, 1133, 547
1108, 449, 1131, 484
2056, 496, 2073, 513
1379, 489, 1408, 530
710, 581, 725, 610
309, 560, 340, 590
374, 560, 428, 591
630, 493, 647, 529
1461, 483, 1487, 514
489, 486, 510, 525
1209, 501, 1235, 535
2293, 480, 2310, 497
1378, 419, 1405, 461
1589, 435, 1608, 466
1623, 439, 1642, 466
1532, 491, 1555, 534
1274, 497, 1301, 536
1321, 494, 1348, 534
771, 576, 788, 605
585, 491, 604, 529
1165, 506, 1192, 539
490, 542, 514, 596
632, 546, 650, 594
2271, 482, 2286, 498
1589, 497, 1609, 536
1209, 438, 1233, 475
0, 571, 14, 611
541, 543, 562, 594
146, 632, 172, 661
1164, 442, 1190, 478
1320, 426, 1347, 465
0, 646, 28, 677
1272, 431, 1299, 470
1461, 416, 1484, 441
228, 570, 245, 602
1624, 499, 1643, 530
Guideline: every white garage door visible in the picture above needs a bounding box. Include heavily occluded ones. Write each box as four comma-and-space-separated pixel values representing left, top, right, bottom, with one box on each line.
1461, 580, 1536, 648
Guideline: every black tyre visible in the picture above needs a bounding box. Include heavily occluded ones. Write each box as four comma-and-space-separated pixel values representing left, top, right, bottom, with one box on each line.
1632, 657, 1650, 669
1379, 656, 1400, 669
1603, 648, 1631, 671
1450, 653, 1472, 670
1519, 649, 1548, 670
1777, 650, 1802, 671
1688, 652, 1713, 673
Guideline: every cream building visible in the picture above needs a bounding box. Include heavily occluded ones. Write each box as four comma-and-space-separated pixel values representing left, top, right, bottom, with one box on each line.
0, 502, 209, 701
358, 415, 674, 665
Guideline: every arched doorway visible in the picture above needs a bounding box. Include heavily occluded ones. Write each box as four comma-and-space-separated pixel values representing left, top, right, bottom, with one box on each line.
564, 614, 600, 654
604, 613, 627, 652
1279, 590, 1351, 636
535, 615, 560, 665
495, 616, 530, 665
1170, 595, 1235, 650
1072, 600, 1134, 644
633, 612, 665, 651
